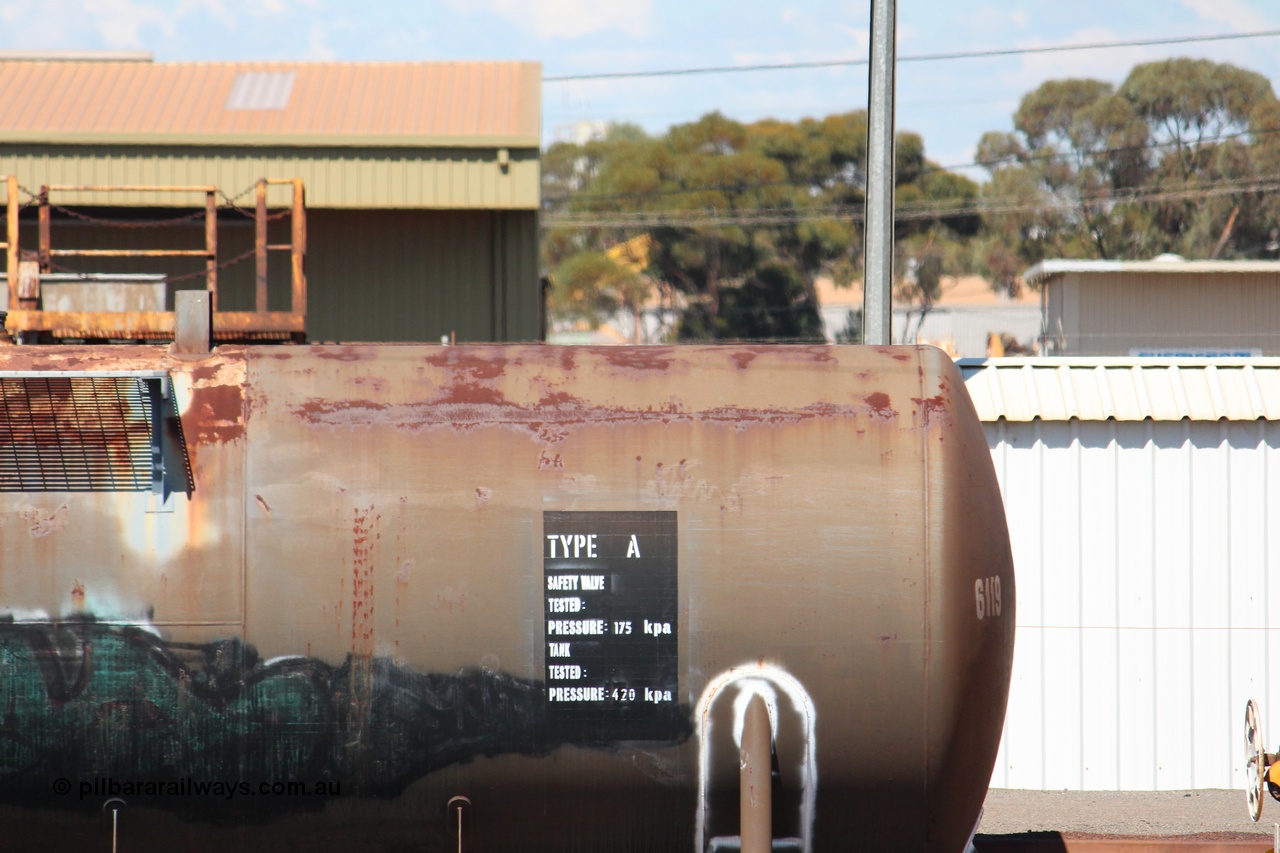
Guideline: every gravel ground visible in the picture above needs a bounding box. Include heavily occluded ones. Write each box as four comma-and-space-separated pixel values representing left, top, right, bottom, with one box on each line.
977, 789, 1275, 837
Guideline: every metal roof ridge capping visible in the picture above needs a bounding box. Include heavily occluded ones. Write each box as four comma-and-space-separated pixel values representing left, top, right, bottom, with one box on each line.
1023, 257, 1280, 284
0, 50, 153, 62
958, 358, 1280, 421
0, 59, 542, 148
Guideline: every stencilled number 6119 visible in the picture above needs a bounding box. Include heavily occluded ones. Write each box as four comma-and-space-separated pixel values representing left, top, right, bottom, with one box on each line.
975, 575, 1002, 620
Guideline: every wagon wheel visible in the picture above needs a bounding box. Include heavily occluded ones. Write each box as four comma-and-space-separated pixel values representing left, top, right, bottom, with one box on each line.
1246, 699, 1267, 822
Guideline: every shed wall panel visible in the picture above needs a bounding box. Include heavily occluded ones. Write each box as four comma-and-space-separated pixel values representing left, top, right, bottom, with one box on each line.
987, 419, 1280, 791
304, 209, 540, 343
1081, 626, 1120, 789
5, 209, 541, 342
0, 145, 539, 209
1047, 272, 1280, 355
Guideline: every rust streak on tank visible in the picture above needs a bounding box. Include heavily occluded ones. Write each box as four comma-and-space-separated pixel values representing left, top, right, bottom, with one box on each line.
912, 394, 949, 426
0, 343, 166, 373
601, 346, 674, 371
792, 345, 837, 363
185, 361, 246, 444
350, 375, 388, 393
725, 344, 837, 368
294, 398, 390, 424
185, 383, 246, 443
292, 396, 898, 435
875, 346, 913, 362
313, 346, 364, 362
423, 348, 510, 380
552, 345, 577, 372
536, 390, 578, 407
435, 380, 507, 407
864, 392, 896, 420
350, 506, 378, 657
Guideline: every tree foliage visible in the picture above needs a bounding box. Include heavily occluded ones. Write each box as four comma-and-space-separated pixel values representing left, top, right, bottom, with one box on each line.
543, 111, 978, 341
543, 56, 1280, 343
977, 57, 1280, 272
548, 250, 652, 343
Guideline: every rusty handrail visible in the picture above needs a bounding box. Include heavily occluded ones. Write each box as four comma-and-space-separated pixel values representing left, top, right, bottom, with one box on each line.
250, 178, 306, 316
4, 179, 307, 343
3, 176, 17, 316
36, 184, 221, 308
52, 249, 210, 258
46, 184, 217, 193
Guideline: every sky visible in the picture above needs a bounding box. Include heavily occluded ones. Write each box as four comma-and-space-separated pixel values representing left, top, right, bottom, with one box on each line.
5, 0, 1280, 178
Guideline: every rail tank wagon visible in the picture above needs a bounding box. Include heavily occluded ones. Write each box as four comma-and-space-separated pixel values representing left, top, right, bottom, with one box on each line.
0, 343, 1014, 852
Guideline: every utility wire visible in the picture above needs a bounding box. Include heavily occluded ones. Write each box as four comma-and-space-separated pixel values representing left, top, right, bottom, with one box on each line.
545, 29, 1280, 82
543, 124, 1280, 205
544, 172, 1280, 229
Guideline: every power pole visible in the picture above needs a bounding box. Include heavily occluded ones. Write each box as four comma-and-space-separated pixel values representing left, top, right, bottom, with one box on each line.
862, 0, 896, 345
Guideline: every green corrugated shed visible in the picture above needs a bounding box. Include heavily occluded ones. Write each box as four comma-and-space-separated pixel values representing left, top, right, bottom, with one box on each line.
0, 59, 544, 343
0, 146, 539, 210
13, 209, 540, 343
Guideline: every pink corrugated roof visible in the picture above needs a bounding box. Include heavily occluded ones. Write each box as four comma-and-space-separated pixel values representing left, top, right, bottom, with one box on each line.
0, 60, 541, 146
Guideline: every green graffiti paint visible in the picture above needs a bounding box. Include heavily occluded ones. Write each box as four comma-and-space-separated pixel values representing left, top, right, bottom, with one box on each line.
0, 617, 691, 819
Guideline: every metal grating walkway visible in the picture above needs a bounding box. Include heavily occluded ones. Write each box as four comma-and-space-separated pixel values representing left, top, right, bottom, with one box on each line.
0, 376, 155, 491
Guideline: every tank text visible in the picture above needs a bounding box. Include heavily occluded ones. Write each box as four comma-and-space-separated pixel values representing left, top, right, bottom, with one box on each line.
546, 534, 597, 559
547, 619, 605, 636
975, 575, 1003, 620
548, 686, 606, 702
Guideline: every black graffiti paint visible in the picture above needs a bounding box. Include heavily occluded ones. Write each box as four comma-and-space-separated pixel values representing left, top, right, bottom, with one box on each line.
0, 616, 692, 820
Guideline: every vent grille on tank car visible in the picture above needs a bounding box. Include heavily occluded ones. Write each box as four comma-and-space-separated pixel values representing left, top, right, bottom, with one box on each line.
0, 374, 191, 494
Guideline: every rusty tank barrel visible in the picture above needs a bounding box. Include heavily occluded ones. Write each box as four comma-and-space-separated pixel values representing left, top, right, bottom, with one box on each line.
0, 343, 1014, 852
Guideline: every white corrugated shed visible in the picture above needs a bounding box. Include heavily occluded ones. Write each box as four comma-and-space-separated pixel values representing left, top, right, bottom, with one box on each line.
1025, 259, 1280, 356
959, 358, 1280, 792
964, 358, 1280, 421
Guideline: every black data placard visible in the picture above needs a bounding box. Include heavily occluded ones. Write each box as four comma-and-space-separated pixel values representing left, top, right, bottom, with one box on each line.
543, 510, 679, 742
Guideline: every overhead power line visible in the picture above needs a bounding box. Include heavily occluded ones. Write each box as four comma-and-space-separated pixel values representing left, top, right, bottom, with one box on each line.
543, 124, 1280, 205
543, 172, 1280, 229
544, 29, 1280, 82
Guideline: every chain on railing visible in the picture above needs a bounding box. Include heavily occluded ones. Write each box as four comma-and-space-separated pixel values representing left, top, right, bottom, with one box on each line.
2, 178, 307, 342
